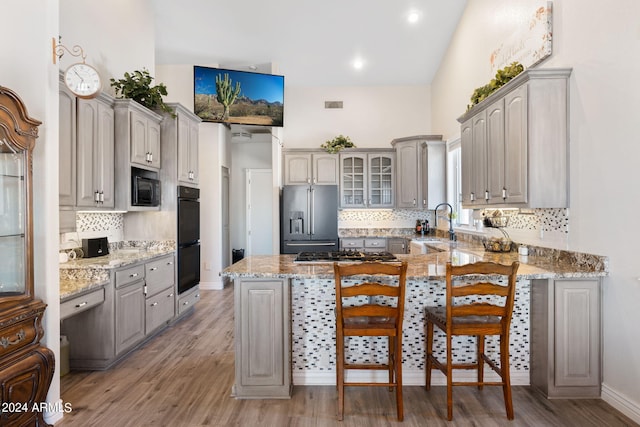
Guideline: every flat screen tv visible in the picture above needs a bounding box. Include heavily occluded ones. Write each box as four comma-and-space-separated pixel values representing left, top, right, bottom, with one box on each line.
193, 65, 284, 127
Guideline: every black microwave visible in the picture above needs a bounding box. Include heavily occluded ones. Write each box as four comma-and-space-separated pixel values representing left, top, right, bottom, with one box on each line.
132, 175, 161, 207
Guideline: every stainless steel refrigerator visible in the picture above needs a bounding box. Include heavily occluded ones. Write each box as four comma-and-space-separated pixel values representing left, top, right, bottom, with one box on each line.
280, 185, 339, 254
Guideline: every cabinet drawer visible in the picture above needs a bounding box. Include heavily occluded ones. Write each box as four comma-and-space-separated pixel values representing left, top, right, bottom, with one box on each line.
364, 238, 386, 250
341, 238, 364, 249
145, 287, 175, 334
115, 264, 145, 288
178, 286, 200, 315
145, 255, 175, 296
60, 288, 105, 320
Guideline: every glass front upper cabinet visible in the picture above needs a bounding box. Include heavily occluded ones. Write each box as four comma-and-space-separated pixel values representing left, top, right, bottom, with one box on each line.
0, 131, 26, 297
0, 86, 40, 308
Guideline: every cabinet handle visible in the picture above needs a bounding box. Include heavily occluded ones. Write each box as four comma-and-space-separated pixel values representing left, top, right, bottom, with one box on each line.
150, 267, 158, 271
485, 190, 489, 201
470, 192, 475, 202
0, 329, 26, 349
94, 190, 100, 203
167, 293, 174, 298
422, 199, 426, 207
183, 300, 189, 306
413, 198, 417, 206
502, 188, 507, 199
150, 302, 158, 307
150, 152, 153, 163
195, 294, 200, 298
75, 301, 88, 308
167, 262, 173, 265
130, 273, 138, 278
99, 191, 104, 203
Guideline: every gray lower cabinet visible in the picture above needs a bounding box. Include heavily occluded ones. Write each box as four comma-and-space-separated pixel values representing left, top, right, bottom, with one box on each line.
115, 279, 145, 355
145, 287, 175, 334
177, 285, 201, 316
530, 278, 601, 398
387, 238, 407, 254
234, 278, 291, 398
61, 253, 178, 370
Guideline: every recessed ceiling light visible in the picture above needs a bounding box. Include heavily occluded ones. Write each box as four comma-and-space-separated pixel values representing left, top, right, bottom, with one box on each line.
407, 10, 421, 24
353, 58, 364, 70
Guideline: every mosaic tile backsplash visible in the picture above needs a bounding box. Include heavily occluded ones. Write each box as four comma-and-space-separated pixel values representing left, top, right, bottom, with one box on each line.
338, 208, 568, 233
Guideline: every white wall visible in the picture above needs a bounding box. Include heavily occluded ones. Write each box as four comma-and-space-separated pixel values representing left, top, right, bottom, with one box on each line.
431, 0, 640, 422
60, 0, 156, 92
284, 85, 431, 149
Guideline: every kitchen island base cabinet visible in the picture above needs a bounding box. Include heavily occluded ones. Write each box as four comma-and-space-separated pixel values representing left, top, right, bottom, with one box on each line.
530, 278, 601, 398
233, 279, 291, 399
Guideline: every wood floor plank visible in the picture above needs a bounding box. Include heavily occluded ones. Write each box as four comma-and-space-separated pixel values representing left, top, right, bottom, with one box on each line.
59, 286, 638, 427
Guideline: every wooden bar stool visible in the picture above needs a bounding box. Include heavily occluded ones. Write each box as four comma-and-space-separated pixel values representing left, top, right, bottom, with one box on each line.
334, 261, 408, 421
424, 261, 519, 420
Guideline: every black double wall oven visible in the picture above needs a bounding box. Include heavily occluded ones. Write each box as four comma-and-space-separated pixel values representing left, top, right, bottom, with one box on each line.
177, 186, 200, 294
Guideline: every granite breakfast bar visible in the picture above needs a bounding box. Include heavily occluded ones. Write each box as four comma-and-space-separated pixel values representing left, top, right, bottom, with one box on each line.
221, 242, 608, 400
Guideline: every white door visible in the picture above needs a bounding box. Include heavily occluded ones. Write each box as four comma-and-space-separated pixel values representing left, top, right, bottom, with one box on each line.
246, 169, 273, 255
221, 167, 230, 267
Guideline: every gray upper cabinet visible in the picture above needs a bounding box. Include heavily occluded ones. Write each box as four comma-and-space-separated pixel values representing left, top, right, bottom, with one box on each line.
283, 150, 339, 185
339, 150, 394, 208
161, 103, 201, 187
76, 96, 115, 208
59, 81, 76, 208
391, 135, 445, 209
130, 107, 162, 169
458, 68, 571, 208
59, 72, 116, 212
114, 99, 163, 211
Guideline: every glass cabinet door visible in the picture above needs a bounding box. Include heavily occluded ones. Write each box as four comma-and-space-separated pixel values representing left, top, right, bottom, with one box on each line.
340, 154, 366, 208
368, 153, 394, 208
0, 131, 26, 297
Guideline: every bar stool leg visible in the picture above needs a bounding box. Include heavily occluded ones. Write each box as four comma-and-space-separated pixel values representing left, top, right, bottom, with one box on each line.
477, 334, 485, 390
425, 321, 434, 390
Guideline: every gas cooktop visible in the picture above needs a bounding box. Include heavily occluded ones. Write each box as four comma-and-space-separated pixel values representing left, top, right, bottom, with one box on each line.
294, 250, 398, 263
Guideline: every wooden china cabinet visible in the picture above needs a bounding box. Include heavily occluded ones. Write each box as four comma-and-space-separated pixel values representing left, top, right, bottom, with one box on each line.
0, 86, 54, 426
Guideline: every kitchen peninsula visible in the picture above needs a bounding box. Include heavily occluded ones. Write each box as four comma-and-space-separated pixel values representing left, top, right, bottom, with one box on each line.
221, 239, 607, 400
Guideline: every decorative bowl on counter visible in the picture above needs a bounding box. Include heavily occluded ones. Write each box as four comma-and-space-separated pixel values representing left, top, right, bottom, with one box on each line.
482, 237, 513, 253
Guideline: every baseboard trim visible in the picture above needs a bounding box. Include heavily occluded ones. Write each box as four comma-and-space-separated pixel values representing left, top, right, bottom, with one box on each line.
293, 369, 530, 386
199, 280, 224, 291
601, 383, 640, 424
43, 398, 66, 425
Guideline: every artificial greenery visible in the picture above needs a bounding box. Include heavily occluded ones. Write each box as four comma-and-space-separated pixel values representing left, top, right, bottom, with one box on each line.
468, 62, 525, 110
321, 135, 356, 154
110, 69, 175, 117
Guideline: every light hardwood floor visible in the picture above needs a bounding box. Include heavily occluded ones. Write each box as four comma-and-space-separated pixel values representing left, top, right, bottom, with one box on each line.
59, 286, 638, 427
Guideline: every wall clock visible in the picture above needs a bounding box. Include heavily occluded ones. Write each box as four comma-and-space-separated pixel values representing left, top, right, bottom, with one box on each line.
64, 62, 102, 99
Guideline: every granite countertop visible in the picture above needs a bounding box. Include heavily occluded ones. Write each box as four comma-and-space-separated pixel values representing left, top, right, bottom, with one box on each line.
59, 246, 175, 301
221, 238, 608, 281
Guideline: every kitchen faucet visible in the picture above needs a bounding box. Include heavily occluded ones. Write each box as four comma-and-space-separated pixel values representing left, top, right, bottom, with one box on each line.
434, 202, 456, 241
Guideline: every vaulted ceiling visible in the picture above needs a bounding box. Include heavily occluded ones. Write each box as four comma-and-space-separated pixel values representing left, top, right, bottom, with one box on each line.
151, 0, 468, 86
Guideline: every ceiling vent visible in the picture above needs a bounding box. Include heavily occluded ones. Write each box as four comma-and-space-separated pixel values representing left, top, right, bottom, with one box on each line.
325, 101, 343, 109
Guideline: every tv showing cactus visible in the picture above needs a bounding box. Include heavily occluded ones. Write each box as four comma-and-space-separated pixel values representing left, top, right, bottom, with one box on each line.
194, 66, 284, 127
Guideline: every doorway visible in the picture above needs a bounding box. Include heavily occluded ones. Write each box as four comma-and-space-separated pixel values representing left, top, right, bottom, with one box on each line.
245, 169, 273, 255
